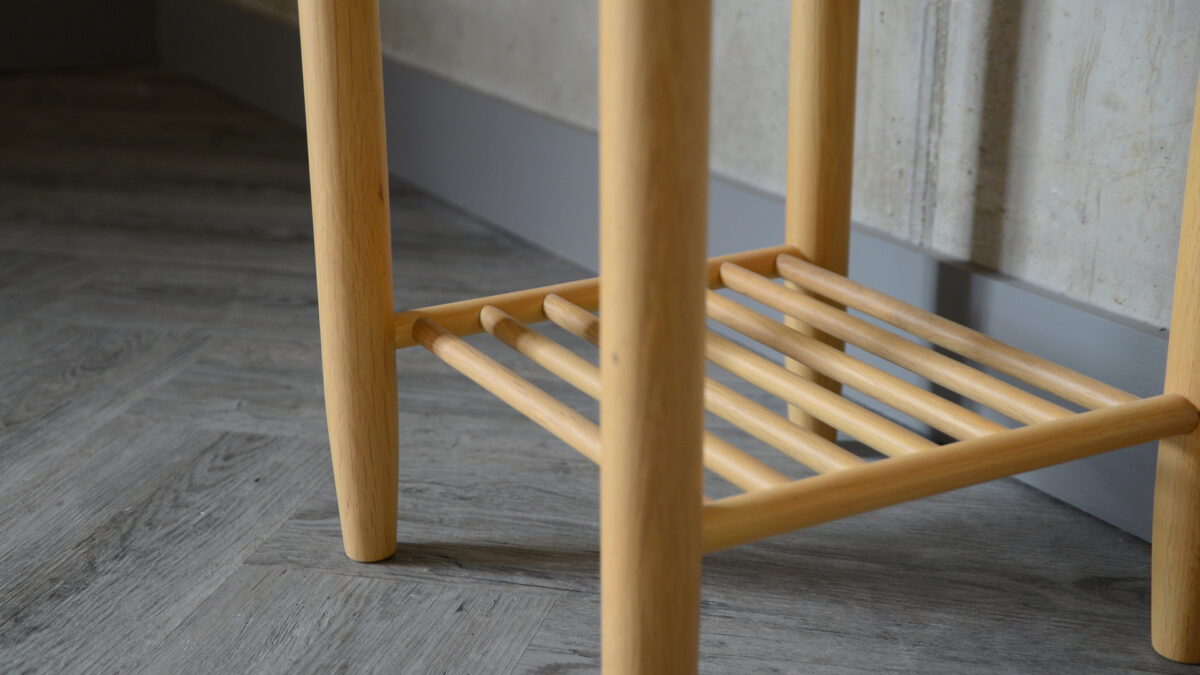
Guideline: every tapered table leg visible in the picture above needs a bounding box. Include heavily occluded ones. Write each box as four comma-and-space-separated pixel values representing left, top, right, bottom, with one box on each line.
1152, 69, 1200, 664
298, 0, 398, 563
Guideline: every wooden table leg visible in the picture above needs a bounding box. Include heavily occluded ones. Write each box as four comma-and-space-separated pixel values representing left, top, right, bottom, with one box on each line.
298, 0, 399, 563
784, 0, 859, 441
1152, 68, 1200, 664
599, 0, 711, 671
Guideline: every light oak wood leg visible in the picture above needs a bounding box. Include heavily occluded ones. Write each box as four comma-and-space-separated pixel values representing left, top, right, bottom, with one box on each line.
784, 0, 859, 441
1155, 433, 1200, 663
599, 0, 710, 671
1152, 69, 1200, 663
298, 0, 398, 563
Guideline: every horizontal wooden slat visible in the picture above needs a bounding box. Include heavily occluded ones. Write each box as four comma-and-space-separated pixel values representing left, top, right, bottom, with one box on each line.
394, 244, 797, 348
480, 305, 598, 398
702, 394, 1198, 553
706, 290, 1007, 439
721, 262, 1073, 426
542, 294, 863, 473
776, 253, 1137, 409
542, 294, 601, 344
691, 427, 792, 491
479, 305, 788, 491
399, 278, 599, 351
704, 379, 864, 473
705, 329, 937, 456
412, 318, 601, 463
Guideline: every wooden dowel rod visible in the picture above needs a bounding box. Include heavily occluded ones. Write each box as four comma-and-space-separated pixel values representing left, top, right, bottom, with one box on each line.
412, 318, 601, 464
479, 306, 788, 491
703, 244, 797, 294
705, 330, 937, 456
398, 277, 600, 350
706, 290, 1007, 439
705, 379, 865, 473
543, 294, 863, 473
543, 294, 600, 343
393, 244, 795, 349
721, 263, 1073, 426
776, 254, 1137, 409
700, 432, 791, 491
480, 305, 599, 397
703, 394, 1199, 553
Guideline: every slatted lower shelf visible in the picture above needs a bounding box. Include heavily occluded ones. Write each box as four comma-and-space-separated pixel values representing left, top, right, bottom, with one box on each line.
397, 244, 1200, 551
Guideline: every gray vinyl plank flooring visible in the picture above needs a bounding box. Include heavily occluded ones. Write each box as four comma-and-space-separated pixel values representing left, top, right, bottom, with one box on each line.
0, 317, 209, 469
124, 335, 330, 438
0, 419, 222, 570
247, 410, 604, 595
0, 65, 1193, 673
0, 430, 328, 673
133, 566, 556, 674
27, 257, 323, 338
519, 486, 1184, 674
0, 251, 86, 330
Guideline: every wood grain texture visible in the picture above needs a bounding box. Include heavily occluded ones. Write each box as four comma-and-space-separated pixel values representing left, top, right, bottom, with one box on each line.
706, 289, 1007, 440
1152, 68, 1200, 663
522, 481, 1191, 674
704, 395, 1198, 553
777, 253, 1138, 409
705, 377, 865, 473
783, 0, 859, 440
133, 566, 555, 673
0, 420, 217, 593
481, 304, 787, 491
722, 262, 1073, 426
398, 275, 601, 350
261, 421, 1196, 674
599, 0, 711, 669
124, 335, 330, 438
414, 317, 602, 464
705, 328, 937, 457
248, 407, 605, 595
0, 430, 328, 672
0, 318, 208, 472
542, 296, 860, 474
392, 243, 792, 349
298, 0, 399, 562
